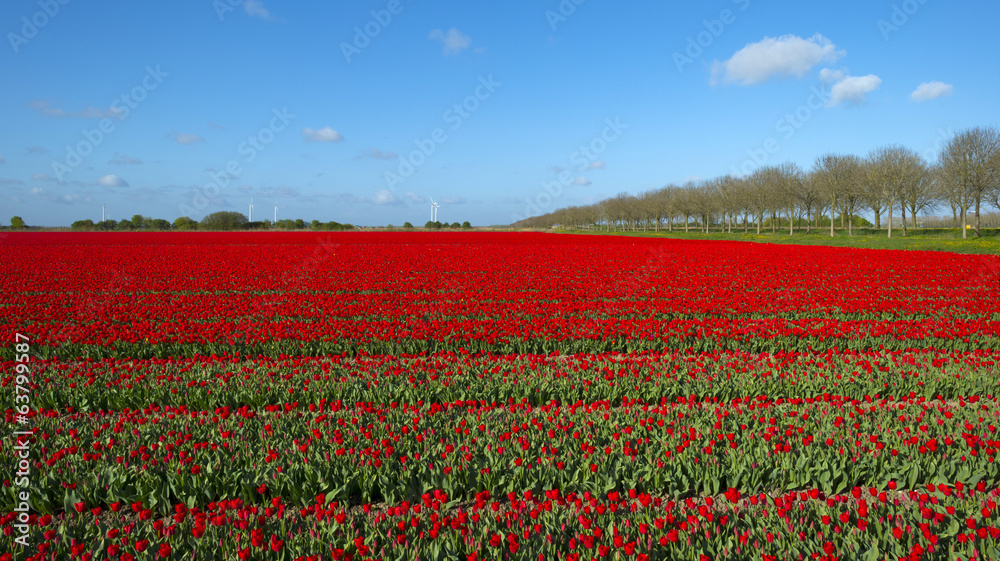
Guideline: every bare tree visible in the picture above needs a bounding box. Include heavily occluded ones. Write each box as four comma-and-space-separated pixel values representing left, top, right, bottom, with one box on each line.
939, 127, 1000, 237
775, 162, 805, 235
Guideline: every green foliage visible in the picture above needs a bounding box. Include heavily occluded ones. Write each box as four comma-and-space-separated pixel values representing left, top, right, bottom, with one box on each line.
10, 216, 25, 229
462, 221, 471, 229
173, 216, 198, 231
71, 219, 95, 231
200, 211, 249, 231
403, 222, 414, 229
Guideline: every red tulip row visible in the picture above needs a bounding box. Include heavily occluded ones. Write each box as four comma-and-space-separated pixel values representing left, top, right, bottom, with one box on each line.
1, 232, 998, 358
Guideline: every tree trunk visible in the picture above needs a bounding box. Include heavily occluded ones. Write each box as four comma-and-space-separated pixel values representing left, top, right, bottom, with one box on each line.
975, 198, 981, 237
901, 204, 907, 237
830, 203, 835, 237
848, 213, 853, 237
962, 206, 968, 239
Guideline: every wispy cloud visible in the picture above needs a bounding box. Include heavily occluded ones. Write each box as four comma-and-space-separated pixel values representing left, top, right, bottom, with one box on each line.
109, 153, 143, 165
372, 189, 401, 205
573, 177, 592, 186
358, 147, 398, 160
405, 192, 426, 204
31, 172, 58, 182
244, 0, 272, 20
26, 146, 49, 155
28, 99, 124, 119
442, 196, 467, 204
911, 81, 953, 102
97, 174, 129, 187
302, 127, 344, 143
429, 28, 472, 55
168, 132, 205, 145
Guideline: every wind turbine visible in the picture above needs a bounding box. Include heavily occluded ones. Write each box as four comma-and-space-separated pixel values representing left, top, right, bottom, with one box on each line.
273, 201, 278, 223
249, 198, 254, 222
429, 197, 436, 222
102, 204, 106, 222
433, 201, 441, 222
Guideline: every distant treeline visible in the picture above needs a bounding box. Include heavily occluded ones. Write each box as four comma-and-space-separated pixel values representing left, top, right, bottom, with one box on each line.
66, 211, 355, 231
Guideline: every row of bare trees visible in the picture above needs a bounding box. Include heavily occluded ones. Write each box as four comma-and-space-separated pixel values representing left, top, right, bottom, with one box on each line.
513, 126, 1000, 239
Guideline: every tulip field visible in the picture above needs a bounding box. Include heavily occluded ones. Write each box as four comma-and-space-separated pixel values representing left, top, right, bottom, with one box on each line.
3, 232, 1000, 561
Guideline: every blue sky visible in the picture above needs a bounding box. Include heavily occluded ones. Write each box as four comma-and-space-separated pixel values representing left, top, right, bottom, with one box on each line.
1, 0, 997, 226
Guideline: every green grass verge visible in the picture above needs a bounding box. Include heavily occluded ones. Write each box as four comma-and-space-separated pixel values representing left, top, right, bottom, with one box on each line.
556, 227, 1000, 254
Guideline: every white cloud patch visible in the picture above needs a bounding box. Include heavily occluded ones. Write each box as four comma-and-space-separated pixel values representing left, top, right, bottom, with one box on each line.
359, 147, 398, 160
429, 28, 472, 55
573, 177, 592, 186
28, 100, 123, 119
712, 34, 844, 85
0, 177, 23, 185
911, 81, 953, 102
827, 74, 881, 107
442, 196, 467, 204
302, 127, 344, 143
586, 160, 606, 170
31, 172, 58, 182
404, 192, 426, 204
819, 68, 847, 84
109, 153, 143, 165
169, 132, 205, 145
97, 174, 129, 187
244, 0, 272, 20
372, 189, 400, 205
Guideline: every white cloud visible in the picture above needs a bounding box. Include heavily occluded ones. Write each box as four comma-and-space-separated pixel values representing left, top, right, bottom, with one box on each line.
586, 160, 606, 170
109, 153, 143, 165
244, 0, 272, 20
97, 174, 129, 187
359, 147, 398, 160
302, 127, 344, 143
573, 177, 592, 186
0, 177, 23, 185
911, 81, 953, 102
404, 192, 426, 203
429, 28, 472, 55
827, 74, 881, 107
372, 189, 400, 205
819, 68, 847, 84
28, 100, 123, 119
170, 132, 205, 145
442, 196, 467, 204
31, 172, 57, 182
712, 34, 844, 85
